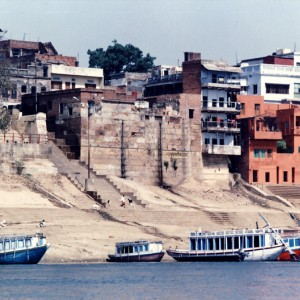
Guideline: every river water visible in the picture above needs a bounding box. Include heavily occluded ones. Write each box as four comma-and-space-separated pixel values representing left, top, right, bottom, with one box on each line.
1, 262, 300, 299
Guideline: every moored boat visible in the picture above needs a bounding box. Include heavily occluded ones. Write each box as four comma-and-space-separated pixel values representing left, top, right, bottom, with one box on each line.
0, 233, 49, 264
107, 240, 165, 262
167, 227, 285, 262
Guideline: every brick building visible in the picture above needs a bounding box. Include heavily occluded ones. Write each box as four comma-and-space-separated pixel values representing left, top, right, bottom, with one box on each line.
237, 94, 300, 184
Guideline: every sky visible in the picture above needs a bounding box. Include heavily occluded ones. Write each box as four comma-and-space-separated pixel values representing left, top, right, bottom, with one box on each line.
1, 0, 300, 68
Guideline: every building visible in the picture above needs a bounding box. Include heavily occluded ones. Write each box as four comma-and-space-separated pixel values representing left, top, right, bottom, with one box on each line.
0, 39, 103, 105
237, 94, 300, 184
240, 48, 300, 103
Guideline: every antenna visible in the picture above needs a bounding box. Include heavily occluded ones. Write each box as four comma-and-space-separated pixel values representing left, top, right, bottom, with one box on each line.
235, 51, 238, 64
23, 33, 26, 41
294, 43, 297, 52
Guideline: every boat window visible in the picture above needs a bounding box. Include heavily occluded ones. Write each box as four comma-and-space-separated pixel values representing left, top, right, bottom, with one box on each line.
289, 239, 295, 247
202, 239, 206, 251
5, 241, 10, 250
233, 237, 239, 249
18, 240, 24, 248
215, 238, 220, 250
220, 237, 224, 250
260, 235, 265, 247
117, 247, 121, 254
128, 246, 133, 253
208, 239, 214, 250
197, 238, 201, 251
227, 237, 233, 250
190, 238, 196, 251
246, 236, 253, 248
139, 245, 143, 252
26, 239, 32, 247
144, 244, 148, 251
254, 236, 260, 248
134, 246, 138, 252
11, 241, 16, 249
295, 239, 300, 247
0, 242, 3, 250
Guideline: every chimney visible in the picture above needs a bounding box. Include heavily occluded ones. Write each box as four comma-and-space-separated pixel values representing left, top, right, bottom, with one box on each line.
182, 52, 201, 94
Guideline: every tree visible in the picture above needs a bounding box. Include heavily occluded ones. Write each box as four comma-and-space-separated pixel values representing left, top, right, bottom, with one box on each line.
87, 40, 155, 79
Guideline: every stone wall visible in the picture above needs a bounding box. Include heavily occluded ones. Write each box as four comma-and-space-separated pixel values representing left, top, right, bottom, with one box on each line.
80, 100, 203, 185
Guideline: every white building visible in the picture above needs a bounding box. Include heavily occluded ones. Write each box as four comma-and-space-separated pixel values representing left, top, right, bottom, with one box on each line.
240, 48, 300, 103
50, 65, 104, 91
201, 60, 242, 156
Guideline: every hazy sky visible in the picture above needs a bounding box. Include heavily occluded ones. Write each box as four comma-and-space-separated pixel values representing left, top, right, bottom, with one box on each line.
1, 0, 300, 68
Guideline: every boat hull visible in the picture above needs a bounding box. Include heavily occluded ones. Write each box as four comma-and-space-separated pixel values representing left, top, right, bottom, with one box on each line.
0, 245, 49, 264
107, 251, 165, 262
277, 249, 300, 261
243, 245, 284, 261
166, 250, 244, 262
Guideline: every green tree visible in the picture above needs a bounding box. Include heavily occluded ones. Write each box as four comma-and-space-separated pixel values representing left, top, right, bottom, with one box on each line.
277, 140, 287, 153
87, 40, 155, 79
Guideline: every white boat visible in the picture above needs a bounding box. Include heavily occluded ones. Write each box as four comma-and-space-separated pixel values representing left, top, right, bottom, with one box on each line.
167, 228, 285, 262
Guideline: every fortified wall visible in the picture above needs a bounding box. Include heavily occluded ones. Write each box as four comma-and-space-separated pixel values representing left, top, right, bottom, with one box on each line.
80, 99, 203, 186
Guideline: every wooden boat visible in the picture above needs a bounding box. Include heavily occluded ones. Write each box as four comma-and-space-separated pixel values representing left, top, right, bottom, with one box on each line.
167, 227, 285, 262
0, 233, 49, 264
277, 236, 300, 261
107, 240, 165, 262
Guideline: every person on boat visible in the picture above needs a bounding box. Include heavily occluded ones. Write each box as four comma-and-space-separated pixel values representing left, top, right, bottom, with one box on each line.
120, 195, 125, 208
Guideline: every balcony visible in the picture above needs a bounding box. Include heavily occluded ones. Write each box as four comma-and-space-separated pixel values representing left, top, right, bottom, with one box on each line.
146, 74, 183, 85
201, 80, 241, 90
253, 129, 282, 140
202, 100, 241, 113
201, 120, 240, 133
202, 144, 241, 155
242, 64, 300, 76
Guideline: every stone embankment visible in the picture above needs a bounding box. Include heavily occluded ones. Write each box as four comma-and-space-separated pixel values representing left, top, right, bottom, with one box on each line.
0, 157, 300, 263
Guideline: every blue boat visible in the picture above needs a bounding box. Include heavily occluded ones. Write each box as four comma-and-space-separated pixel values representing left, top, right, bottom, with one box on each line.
0, 233, 49, 264
107, 240, 165, 262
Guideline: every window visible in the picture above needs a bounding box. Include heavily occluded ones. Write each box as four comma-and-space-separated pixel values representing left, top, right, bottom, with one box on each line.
267, 149, 273, 157
43, 67, 48, 77
21, 85, 27, 93
218, 76, 224, 83
65, 82, 71, 89
260, 149, 266, 158
212, 74, 217, 83
189, 109, 194, 119
254, 149, 259, 158
265, 172, 270, 182
212, 99, 217, 107
253, 84, 257, 94
253, 170, 258, 182
205, 138, 210, 145
72, 82, 76, 89
266, 83, 289, 94
298, 146, 300, 153
11, 88, 17, 99
283, 171, 288, 182
60, 103, 64, 114
85, 83, 96, 88
220, 139, 224, 145
31, 86, 36, 94
212, 138, 217, 145
219, 97, 224, 107
51, 81, 62, 90
68, 107, 73, 116
255, 104, 260, 112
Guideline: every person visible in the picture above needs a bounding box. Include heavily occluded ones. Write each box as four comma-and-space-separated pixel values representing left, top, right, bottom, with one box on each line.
120, 195, 125, 208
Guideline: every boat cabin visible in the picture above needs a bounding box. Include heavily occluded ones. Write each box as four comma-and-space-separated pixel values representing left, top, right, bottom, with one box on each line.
189, 229, 280, 251
115, 240, 163, 255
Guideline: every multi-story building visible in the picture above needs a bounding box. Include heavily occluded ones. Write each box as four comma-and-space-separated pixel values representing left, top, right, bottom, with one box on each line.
0, 39, 103, 105
240, 48, 300, 103
237, 94, 300, 184
201, 59, 242, 157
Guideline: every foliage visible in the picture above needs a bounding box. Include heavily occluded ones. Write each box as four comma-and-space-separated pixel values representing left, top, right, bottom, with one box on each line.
277, 140, 287, 153
0, 109, 11, 133
87, 40, 155, 78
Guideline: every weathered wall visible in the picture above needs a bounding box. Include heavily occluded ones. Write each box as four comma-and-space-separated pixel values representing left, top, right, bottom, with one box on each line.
80, 100, 203, 185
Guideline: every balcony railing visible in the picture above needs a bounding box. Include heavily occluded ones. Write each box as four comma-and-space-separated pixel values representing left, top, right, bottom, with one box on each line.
202, 144, 241, 155
146, 74, 183, 85
0, 133, 48, 144
253, 129, 282, 140
202, 100, 241, 112
242, 64, 300, 76
201, 120, 240, 133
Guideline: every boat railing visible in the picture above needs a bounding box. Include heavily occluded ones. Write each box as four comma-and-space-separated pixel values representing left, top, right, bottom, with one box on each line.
191, 228, 273, 237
